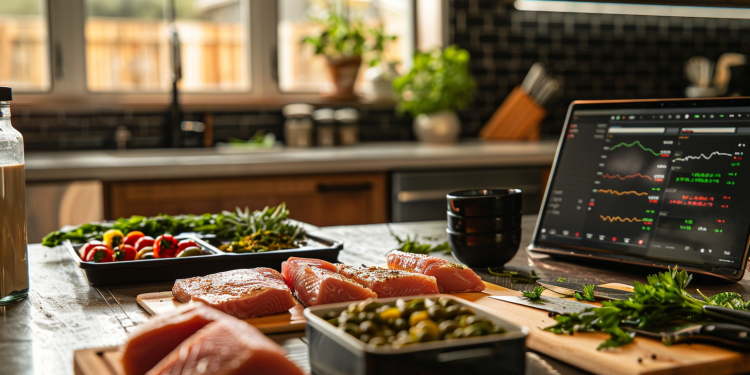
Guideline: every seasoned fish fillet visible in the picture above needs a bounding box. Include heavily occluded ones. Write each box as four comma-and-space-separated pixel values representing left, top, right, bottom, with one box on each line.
282, 257, 377, 306
144, 309, 305, 375
121, 303, 228, 375
172, 268, 296, 319
336, 264, 440, 298
386, 250, 485, 293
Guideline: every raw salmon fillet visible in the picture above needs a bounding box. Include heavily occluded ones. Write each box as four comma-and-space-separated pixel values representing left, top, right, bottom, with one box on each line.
282, 257, 377, 306
387, 250, 485, 293
172, 268, 296, 319
336, 264, 440, 297
146, 312, 305, 375
121, 303, 228, 375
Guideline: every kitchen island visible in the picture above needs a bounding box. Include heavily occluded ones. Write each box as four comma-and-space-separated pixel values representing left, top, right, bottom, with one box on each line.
3, 216, 748, 375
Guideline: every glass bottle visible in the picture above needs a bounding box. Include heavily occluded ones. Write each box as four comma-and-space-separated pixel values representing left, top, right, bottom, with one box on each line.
0, 87, 29, 305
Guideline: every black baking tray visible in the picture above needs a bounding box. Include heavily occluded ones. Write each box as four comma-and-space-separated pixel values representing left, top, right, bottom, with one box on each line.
304, 295, 528, 375
64, 231, 343, 286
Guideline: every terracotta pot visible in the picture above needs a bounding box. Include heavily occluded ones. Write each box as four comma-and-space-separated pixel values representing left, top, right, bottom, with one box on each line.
413, 110, 461, 143
325, 56, 362, 99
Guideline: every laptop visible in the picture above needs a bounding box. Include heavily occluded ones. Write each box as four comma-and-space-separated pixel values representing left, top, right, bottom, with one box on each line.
530, 98, 750, 281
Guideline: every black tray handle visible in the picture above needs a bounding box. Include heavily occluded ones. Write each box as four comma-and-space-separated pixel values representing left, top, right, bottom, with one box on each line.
435, 346, 497, 363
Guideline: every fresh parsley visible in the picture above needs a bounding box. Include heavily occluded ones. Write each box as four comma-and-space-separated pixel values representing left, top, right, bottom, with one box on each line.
522, 286, 546, 300
389, 226, 450, 254
574, 284, 596, 302
557, 277, 568, 283
544, 267, 750, 350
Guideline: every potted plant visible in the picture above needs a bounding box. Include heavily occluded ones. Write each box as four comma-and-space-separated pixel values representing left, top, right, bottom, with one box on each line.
392, 45, 476, 143
303, 14, 366, 99
363, 24, 399, 102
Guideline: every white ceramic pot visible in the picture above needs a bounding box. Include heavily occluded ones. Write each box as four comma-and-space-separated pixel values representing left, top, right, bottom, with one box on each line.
413, 110, 461, 143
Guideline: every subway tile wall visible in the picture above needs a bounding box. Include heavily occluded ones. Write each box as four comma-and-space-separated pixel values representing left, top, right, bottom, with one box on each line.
450, 0, 750, 137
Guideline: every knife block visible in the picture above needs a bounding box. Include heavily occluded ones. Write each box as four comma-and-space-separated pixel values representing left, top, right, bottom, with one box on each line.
479, 86, 546, 141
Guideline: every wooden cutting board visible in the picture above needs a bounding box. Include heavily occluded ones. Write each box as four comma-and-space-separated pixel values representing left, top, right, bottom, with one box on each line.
123, 282, 750, 375
136, 291, 306, 334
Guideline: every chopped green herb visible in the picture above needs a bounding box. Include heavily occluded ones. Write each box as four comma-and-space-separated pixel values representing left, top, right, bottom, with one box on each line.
557, 277, 568, 283
522, 286, 546, 300
487, 268, 541, 284
389, 226, 450, 254
544, 267, 750, 350
574, 284, 596, 302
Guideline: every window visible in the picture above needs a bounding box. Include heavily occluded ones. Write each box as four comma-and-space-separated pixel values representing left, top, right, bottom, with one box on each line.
277, 0, 414, 93
0, 1, 50, 92
84, 0, 250, 92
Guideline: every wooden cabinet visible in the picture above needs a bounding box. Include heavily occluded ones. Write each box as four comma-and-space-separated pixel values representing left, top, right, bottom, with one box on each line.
103, 173, 388, 227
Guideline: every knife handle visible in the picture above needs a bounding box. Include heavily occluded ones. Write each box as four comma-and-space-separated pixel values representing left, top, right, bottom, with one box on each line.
666, 323, 750, 350
704, 305, 750, 328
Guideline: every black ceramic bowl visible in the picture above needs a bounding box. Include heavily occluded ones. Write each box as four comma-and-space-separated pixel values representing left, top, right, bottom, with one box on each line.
447, 228, 521, 268
447, 189, 522, 217
447, 211, 522, 234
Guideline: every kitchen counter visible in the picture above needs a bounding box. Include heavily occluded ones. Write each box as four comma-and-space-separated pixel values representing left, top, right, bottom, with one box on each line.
4, 216, 748, 375
24, 140, 558, 182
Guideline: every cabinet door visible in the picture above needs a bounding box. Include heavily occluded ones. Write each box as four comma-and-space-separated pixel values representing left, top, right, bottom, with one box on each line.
104, 173, 388, 227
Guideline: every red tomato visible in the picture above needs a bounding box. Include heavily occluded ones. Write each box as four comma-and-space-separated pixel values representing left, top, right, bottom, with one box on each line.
154, 234, 179, 258
85, 246, 114, 263
115, 244, 137, 261
178, 240, 199, 252
79, 241, 104, 260
123, 231, 145, 247
135, 236, 155, 251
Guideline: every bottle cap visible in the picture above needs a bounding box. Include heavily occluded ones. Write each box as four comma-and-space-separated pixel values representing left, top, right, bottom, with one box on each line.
0, 87, 12, 101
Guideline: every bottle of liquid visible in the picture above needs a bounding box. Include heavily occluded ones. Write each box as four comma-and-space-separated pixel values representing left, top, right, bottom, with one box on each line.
0, 87, 29, 305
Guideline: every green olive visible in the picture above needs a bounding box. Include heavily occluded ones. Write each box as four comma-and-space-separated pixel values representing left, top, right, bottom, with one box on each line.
343, 313, 362, 325
396, 330, 410, 340
439, 320, 459, 337
439, 297, 457, 307
381, 328, 395, 338
324, 311, 339, 320
348, 304, 360, 314
359, 334, 372, 343
358, 300, 382, 313
327, 317, 339, 325
427, 304, 445, 320
359, 321, 379, 336
393, 318, 409, 332
444, 305, 461, 319
386, 336, 397, 344
462, 322, 493, 337
459, 306, 475, 316
424, 298, 438, 308
341, 323, 360, 336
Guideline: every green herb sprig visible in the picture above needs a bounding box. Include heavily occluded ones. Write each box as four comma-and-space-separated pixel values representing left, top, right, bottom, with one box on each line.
522, 286, 546, 300
544, 267, 750, 350
557, 277, 567, 283
389, 226, 449, 255
574, 284, 596, 302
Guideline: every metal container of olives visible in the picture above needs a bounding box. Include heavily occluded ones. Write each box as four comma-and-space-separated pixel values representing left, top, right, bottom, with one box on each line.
304, 295, 528, 375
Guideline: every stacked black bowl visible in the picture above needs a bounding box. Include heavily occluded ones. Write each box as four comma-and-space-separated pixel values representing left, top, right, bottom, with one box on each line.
446, 189, 523, 267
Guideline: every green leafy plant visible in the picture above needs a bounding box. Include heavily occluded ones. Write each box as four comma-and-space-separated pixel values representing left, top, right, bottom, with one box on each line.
392, 45, 476, 117
544, 267, 750, 350
302, 13, 366, 59
522, 286, 546, 300
367, 23, 398, 67
574, 284, 596, 302
389, 226, 449, 254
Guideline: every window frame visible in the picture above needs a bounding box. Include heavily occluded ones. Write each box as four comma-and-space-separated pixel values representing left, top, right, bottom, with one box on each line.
11, 0, 437, 112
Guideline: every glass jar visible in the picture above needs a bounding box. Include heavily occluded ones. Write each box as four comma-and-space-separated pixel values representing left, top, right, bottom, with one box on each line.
0, 87, 29, 305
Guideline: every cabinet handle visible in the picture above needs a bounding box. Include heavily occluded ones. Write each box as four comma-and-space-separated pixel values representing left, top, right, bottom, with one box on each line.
317, 182, 372, 193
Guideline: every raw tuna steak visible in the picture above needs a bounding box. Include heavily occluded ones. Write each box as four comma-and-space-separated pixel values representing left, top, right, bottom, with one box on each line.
282, 257, 377, 306
121, 303, 228, 375
144, 309, 305, 375
173, 268, 296, 319
386, 250, 485, 293
336, 264, 440, 298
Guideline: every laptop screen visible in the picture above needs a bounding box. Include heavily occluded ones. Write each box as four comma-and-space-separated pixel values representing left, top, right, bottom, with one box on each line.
533, 99, 750, 276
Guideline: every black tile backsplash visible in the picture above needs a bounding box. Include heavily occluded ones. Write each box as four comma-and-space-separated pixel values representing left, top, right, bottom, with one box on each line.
449, 0, 750, 137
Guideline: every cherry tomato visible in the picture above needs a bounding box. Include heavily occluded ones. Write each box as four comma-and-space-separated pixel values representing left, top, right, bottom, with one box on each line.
135, 236, 155, 251
79, 241, 104, 260
154, 234, 179, 258
85, 246, 114, 263
115, 244, 137, 261
123, 231, 145, 247
178, 240, 199, 252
